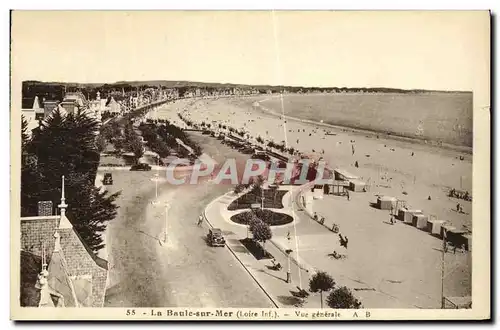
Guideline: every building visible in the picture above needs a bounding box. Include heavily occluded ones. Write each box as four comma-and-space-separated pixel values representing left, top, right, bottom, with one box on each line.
21, 96, 46, 136
106, 97, 121, 114
20, 176, 109, 307
88, 91, 106, 122
43, 100, 60, 118
59, 92, 87, 115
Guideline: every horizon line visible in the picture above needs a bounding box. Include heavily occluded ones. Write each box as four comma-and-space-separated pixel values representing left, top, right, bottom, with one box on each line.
21, 79, 473, 93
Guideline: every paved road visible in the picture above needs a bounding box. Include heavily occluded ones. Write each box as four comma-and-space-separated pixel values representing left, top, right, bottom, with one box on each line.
104, 133, 274, 307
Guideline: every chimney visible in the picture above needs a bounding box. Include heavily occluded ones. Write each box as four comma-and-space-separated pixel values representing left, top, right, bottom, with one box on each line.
37, 201, 53, 216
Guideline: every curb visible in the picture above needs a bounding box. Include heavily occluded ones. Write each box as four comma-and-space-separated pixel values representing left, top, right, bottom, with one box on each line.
203, 194, 280, 309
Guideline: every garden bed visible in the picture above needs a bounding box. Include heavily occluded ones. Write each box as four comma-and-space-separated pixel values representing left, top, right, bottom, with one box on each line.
228, 188, 288, 210
239, 238, 274, 260
231, 209, 293, 226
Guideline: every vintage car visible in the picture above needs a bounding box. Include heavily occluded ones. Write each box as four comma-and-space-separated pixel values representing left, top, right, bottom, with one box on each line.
207, 228, 226, 247
103, 173, 113, 185
130, 163, 152, 171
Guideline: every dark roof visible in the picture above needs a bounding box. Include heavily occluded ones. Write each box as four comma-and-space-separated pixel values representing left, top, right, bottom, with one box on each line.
67, 227, 109, 270
20, 251, 42, 307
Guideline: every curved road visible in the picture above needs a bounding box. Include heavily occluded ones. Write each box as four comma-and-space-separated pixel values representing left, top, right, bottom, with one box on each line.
104, 133, 273, 307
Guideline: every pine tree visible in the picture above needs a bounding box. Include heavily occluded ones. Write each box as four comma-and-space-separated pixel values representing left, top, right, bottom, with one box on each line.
21, 108, 120, 252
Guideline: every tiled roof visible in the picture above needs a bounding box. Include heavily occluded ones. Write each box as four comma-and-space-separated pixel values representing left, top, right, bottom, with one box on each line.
20, 215, 109, 307
20, 216, 59, 257
47, 250, 77, 307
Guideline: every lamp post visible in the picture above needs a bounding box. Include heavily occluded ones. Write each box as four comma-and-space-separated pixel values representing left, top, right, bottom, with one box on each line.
441, 231, 446, 309
286, 231, 292, 284
163, 203, 170, 244
285, 248, 292, 284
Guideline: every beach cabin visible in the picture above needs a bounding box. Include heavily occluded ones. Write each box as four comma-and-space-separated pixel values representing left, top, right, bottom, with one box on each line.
412, 213, 429, 229
323, 179, 349, 196
377, 196, 397, 210
464, 234, 472, 252
426, 219, 447, 236
446, 228, 469, 249
398, 208, 423, 224
334, 168, 358, 181
312, 184, 324, 200
440, 224, 456, 239
349, 179, 367, 192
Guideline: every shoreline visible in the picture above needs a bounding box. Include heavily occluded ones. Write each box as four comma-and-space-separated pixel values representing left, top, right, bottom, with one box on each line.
253, 97, 472, 157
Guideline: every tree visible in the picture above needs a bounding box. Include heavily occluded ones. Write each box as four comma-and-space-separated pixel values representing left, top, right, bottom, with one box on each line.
326, 286, 362, 309
96, 135, 107, 154
241, 211, 258, 238
21, 108, 120, 252
251, 220, 272, 250
129, 138, 144, 164
21, 115, 29, 148
234, 184, 245, 194
309, 271, 335, 308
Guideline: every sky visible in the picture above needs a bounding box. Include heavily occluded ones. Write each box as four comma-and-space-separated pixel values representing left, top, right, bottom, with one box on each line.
11, 10, 490, 91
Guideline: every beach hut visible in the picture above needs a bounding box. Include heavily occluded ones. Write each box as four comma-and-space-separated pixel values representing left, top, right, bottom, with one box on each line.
398, 208, 423, 224
349, 179, 366, 192
323, 179, 349, 196
313, 184, 324, 200
447, 228, 469, 248
464, 234, 472, 252
426, 219, 447, 236
440, 224, 456, 239
334, 168, 359, 181
377, 196, 397, 210
412, 213, 429, 229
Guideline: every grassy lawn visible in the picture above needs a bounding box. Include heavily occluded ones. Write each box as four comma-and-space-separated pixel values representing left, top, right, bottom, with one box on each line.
228, 188, 288, 211
231, 209, 293, 226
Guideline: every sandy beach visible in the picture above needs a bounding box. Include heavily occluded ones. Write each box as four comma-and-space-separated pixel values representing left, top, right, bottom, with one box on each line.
156, 95, 472, 231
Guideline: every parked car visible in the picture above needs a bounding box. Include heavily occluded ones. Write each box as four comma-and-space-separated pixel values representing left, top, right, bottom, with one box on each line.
130, 163, 152, 171
207, 228, 226, 247
103, 173, 113, 185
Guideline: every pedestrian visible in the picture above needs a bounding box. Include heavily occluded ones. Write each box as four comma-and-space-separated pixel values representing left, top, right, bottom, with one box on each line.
197, 215, 203, 226
355, 161, 359, 168
313, 212, 318, 221
346, 191, 350, 201
390, 215, 395, 225
456, 203, 460, 212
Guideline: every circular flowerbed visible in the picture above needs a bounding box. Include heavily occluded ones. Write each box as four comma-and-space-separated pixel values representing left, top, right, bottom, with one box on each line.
230, 209, 293, 226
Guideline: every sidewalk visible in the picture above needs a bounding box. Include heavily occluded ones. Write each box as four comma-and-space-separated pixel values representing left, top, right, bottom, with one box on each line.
204, 190, 322, 308
206, 183, 427, 308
